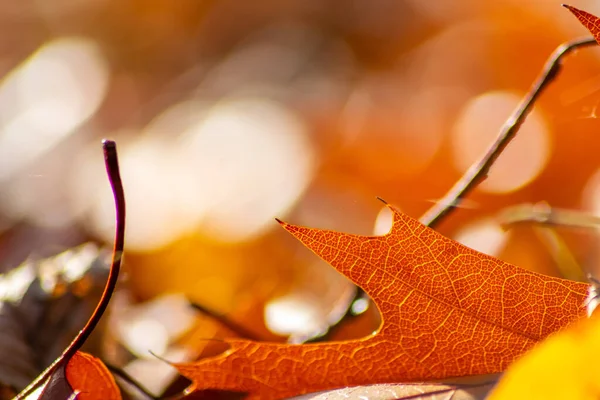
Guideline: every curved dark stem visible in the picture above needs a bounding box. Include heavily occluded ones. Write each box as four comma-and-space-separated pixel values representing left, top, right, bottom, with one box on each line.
190, 302, 261, 341
419, 36, 598, 229
15, 139, 126, 399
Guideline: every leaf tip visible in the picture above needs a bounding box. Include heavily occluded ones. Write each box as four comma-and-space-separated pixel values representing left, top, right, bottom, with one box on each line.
275, 217, 286, 226
561, 5, 600, 46
376, 196, 389, 205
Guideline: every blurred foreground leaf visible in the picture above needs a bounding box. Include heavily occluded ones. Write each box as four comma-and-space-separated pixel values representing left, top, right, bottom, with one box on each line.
489, 311, 600, 399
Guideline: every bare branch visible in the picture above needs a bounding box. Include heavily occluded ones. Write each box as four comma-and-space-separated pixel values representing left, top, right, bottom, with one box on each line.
419, 37, 598, 228
498, 202, 600, 230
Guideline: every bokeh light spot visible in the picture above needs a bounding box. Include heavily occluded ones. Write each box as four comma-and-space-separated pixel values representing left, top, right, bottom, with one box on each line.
265, 292, 327, 337
373, 206, 393, 236
0, 37, 109, 182
452, 91, 551, 194
453, 218, 508, 257
178, 96, 316, 243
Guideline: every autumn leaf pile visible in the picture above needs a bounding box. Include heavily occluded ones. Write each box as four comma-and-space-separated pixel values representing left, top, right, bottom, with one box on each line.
6, 4, 600, 400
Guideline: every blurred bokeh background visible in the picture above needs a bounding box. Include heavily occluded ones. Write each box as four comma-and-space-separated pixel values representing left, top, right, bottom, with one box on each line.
2, 0, 600, 397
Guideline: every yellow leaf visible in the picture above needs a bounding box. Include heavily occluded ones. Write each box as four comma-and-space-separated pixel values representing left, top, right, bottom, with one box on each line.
489, 312, 600, 399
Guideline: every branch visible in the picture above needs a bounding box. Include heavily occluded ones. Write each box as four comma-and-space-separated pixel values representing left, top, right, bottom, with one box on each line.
15, 140, 126, 399
190, 302, 261, 341
104, 361, 157, 400
498, 202, 600, 230
419, 37, 598, 229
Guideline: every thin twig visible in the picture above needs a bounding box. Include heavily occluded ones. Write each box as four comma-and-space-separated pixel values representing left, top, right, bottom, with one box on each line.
190, 302, 261, 341
419, 37, 598, 228
104, 362, 158, 400
497, 202, 594, 281
531, 226, 585, 281
15, 140, 126, 399
498, 202, 600, 230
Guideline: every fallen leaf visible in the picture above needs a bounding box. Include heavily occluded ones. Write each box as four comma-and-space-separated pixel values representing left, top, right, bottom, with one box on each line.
290, 380, 497, 400
488, 311, 600, 399
38, 352, 120, 400
174, 204, 588, 399
65, 352, 120, 400
0, 244, 109, 395
564, 5, 600, 43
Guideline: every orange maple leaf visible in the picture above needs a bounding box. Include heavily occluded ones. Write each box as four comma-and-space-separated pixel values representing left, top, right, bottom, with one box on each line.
175, 204, 588, 399
37, 352, 121, 400
65, 352, 121, 400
